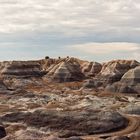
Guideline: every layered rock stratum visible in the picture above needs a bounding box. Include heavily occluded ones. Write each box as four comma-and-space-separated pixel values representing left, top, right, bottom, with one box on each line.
0, 57, 139, 140
106, 66, 140, 94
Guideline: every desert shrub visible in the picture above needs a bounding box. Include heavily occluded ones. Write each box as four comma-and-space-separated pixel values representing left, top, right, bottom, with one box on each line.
45, 56, 49, 59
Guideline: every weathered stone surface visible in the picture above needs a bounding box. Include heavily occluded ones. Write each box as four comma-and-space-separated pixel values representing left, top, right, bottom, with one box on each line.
0, 109, 128, 138
0, 61, 46, 78
0, 80, 7, 90
11, 110, 128, 138
40, 58, 56, 71
120, 104, 140, 115
106, 66, 140, 93
113, 136, 130, 140
81, 61, 102, 77
99, 60, 140, 84
46, 58, 85, 82
121, 66, 140, 84
83, 79, 102, 89
0, 57, 139, 140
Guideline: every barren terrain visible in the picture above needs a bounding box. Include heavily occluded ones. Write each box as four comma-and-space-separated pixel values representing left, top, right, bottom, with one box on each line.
0, 57, 139, 140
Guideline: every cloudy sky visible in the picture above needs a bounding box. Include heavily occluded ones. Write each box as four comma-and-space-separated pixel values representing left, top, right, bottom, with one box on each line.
0, 0, 140, 62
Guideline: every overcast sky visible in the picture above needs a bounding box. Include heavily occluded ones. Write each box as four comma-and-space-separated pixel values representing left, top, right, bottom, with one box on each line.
0, 0, 140, 62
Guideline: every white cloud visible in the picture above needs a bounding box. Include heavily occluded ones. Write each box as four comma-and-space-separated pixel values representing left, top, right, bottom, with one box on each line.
70, 42, 140, 61
71, 42, 140, 54
0, 0, 140, 36
0, 0, 140, 61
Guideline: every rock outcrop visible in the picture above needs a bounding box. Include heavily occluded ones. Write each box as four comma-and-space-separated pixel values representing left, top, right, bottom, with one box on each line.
0, 57, 139, 93
40, 58, 56, 71
46, 58, 85, 82
1, 110, 127, 138
121, 66, 140, 84
0, 61, 46, 78
0, 57, 139, 140
83, 79, 102, 89
106, 66, 140, 93
98, 60, 140, 84
81, 61, 102, 77
42, 58, 102, 82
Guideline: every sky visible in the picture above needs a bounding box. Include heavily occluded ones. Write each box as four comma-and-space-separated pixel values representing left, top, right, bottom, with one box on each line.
0, 0, 140, 62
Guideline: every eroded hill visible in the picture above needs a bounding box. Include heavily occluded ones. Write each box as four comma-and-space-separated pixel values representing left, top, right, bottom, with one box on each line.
0, 57, 139, 140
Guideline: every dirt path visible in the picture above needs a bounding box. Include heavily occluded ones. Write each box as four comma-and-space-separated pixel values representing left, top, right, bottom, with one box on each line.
81, 113, 140, 139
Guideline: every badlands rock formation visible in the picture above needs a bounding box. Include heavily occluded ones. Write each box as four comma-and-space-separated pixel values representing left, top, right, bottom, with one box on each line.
121, 66, 140, 84
41, 57, 102, 82
81, 61, 102, 77
0, 61, 46, 78
106, 66, 140, 93
0, 57, 139, 140
99, 60, 140, 84
46, 58, 85, 82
